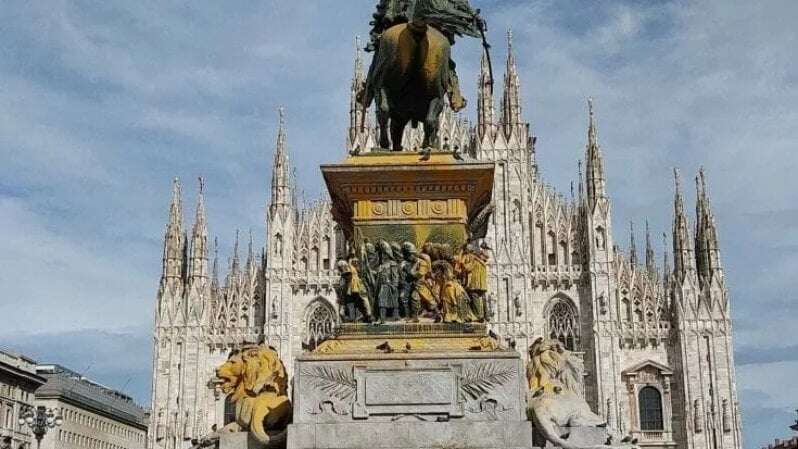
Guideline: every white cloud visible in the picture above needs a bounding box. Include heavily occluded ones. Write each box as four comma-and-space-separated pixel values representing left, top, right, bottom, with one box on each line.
0, 1, 796, 445
0, 198, 153, 333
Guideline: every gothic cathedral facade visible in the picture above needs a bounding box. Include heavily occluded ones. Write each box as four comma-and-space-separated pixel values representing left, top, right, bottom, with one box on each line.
148, 35, 743, 449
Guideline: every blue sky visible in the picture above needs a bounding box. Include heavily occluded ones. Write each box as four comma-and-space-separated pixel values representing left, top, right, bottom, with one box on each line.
1, 1, 796, 447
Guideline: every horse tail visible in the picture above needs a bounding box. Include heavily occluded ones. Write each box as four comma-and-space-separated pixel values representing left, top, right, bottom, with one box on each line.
407, 20, 428, 39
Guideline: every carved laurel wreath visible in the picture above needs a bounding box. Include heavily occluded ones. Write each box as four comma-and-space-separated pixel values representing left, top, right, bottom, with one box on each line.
300, 366, 356, 401
302, 363, 515, 404
458, 363, 516, 400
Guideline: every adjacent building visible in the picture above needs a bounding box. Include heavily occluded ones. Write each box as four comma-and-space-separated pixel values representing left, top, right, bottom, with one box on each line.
34, 365, 147, 449
149, 33, 743, 449
0, 350, 45, 449
763, 437, 798, 449
760, 414, 798, 449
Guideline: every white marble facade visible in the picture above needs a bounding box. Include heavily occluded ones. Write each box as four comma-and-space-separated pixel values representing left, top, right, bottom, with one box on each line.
148, 35, 743, 449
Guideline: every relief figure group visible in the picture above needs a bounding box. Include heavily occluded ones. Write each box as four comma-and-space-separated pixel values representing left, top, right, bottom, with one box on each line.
335, 239, 489, 324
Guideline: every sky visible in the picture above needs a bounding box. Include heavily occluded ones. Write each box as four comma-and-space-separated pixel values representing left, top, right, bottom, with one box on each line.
0, 1, 796, 447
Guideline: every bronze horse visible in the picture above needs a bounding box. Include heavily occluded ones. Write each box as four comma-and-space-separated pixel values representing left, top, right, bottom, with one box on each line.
361, 22, 454, 151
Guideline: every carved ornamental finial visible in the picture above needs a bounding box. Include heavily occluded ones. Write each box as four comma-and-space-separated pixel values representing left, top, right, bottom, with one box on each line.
587, 97, 597, 145
629, 221, 637, 266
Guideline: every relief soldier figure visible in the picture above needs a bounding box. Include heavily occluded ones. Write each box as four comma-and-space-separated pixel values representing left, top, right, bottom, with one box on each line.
359, 240, 381, 313
342, 239, 490, 325
457, 243, 489, 322
335, 259, 374, 323
397, 243, 415, 318
402, 242, 439, 322
432, 260, 474, 323
375, 240, 401, 322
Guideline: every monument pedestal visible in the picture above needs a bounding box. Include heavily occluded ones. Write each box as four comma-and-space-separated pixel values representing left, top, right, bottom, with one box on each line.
288, 325, 538, 449
288, 421, 534, 449
287, 154, 539, 448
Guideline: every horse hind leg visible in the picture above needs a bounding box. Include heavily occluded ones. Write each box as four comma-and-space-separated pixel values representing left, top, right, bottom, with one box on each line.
376, 89, 391, 149
422, 97, 444, 150
390, 115, 408, 151
377, 111, 390, 150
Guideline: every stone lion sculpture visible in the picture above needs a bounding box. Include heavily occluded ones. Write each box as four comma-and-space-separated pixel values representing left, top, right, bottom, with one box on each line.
216, 345, 292, 446
526, 338, 637, 449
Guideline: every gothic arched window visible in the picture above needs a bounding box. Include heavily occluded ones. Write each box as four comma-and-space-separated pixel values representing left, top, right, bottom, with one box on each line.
304, 299, 337, 351
547, 231, 557, 265
323, 236, 331, 270
547, 298, 579, 350
311, 246, 320, 271
638, 386, 664, 431
622, 297, 632, 322
535, 223, 544, 266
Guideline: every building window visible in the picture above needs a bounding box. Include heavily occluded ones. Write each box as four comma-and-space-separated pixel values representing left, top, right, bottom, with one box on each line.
311, 246, 319, 271
547, 298, 579, 350
224, 396, 236, 425
547, 231, 557, 265
639, 386, 664, 431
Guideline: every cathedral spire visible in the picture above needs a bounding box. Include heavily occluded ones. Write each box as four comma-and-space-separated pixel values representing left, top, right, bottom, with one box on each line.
662, 232, 670, 289
501, 29, 522, 139
672, 168, 695, 281
477, 45, 495, 139
695, 167, 723, 284
270, 107, 292, 213
645, 220, 656, 274
629, 221, 638, 266
211, 237, 220, 290
162, 178, 185, 280
353, 35, 364, 80
348, 36, 366, 148
585, 98, 607, 209
230, 229, 241, 276
189, 177, 209, 279
245, 228, 256, 272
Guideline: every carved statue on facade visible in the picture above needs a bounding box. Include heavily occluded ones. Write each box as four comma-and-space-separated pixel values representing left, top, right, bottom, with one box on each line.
526, 338, 638, 449
360, 0, 488, 150
213, 346, 292, 447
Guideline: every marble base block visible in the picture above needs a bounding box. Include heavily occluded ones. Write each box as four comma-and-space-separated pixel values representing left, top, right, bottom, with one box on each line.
287, 420, 537, 449
219, 432, 261, 449
289, 340, 534, 449
219, 431, 287, 449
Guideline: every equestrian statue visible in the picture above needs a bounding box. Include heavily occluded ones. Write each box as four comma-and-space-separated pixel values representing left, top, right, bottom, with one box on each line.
359, 0, 491, 151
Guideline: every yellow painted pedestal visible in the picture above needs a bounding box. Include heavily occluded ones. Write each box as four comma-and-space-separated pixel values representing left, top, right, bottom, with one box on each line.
321, 151, 494, 249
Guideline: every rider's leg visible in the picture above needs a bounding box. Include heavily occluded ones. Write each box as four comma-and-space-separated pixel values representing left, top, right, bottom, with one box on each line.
447, 59, 466, 112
